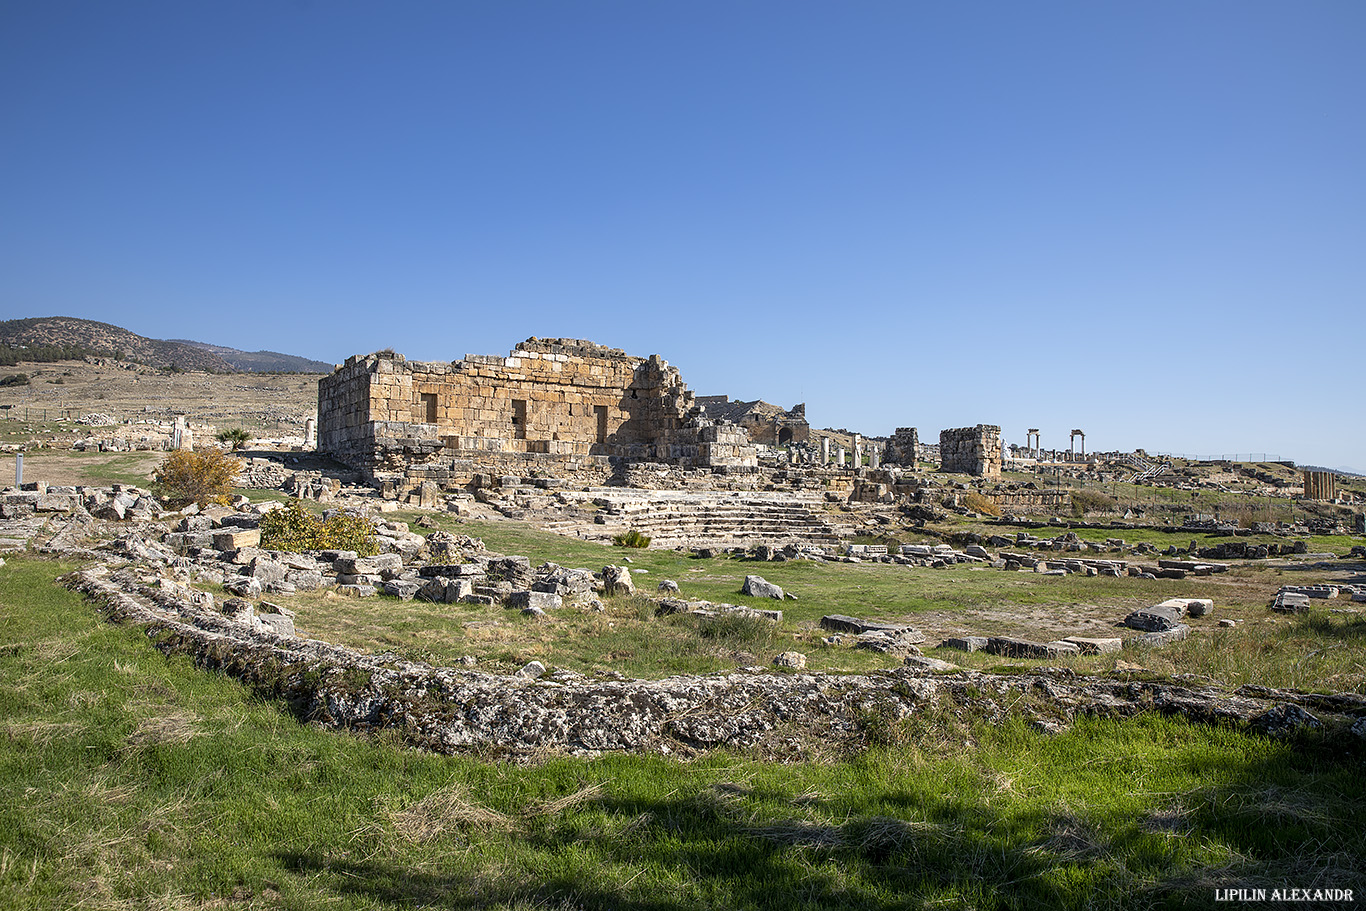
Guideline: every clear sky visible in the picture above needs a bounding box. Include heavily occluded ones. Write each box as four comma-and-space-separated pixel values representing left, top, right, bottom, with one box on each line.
3, 2, 1363, 470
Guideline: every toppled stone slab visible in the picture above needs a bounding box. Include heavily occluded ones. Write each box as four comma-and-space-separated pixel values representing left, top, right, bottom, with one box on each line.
508, 590, 563, 612
773, 651, 807, 669
1062, 636, 1123, 655
820, 615, 915, 636
985, 637, 1080, 660
1271, 591, 1312, 614
742, 575, 784, 600
904, 655, 958, 672
853, 629, 925, 655
941, 636, 989, 653
1124, 605, 1184, 632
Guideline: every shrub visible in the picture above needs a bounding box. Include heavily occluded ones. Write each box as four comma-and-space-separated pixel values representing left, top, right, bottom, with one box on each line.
216, 427, 252, 450
259, 499, 378, 556
612, 528, 651, 548
0, 373, 30, 387
961, 491, 1002, 517
1070, 488, 1118, 516
151, 449, 242, 508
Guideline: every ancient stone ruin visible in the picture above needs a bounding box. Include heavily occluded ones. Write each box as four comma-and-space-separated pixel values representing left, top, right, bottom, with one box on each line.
692, 397, 809, 447
883, 427, 919, 469
1304, 470, 1337, 501
938, 425, 1002, 477
318, 338, 757, 494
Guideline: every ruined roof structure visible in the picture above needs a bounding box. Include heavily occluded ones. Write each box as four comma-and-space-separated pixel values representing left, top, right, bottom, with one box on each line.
318, 338, 757, 490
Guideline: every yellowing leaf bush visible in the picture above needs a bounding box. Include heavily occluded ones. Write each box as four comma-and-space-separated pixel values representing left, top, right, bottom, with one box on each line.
151, 449, 242, 508
259, 499, 379, 556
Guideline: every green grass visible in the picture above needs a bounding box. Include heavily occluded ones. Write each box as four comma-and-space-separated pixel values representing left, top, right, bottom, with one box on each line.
267, 512, 1366, 691
3, 556, 1364, 909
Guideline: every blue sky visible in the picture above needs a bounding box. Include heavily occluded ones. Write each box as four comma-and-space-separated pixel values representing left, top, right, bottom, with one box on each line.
3, 2, 1363, 470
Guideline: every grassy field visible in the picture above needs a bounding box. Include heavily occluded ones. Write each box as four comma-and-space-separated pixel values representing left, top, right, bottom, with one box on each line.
231, 511, 1366, 693
3, 556, 1364, 910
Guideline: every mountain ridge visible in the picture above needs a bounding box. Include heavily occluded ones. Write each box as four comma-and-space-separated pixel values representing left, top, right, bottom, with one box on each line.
0, 316, 330, 373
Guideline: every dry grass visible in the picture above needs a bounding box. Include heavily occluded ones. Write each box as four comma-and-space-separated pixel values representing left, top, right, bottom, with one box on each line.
387, 785, 513, 844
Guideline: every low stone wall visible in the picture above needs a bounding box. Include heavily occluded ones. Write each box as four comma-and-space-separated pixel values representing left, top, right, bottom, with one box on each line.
64, 568, 1365, 759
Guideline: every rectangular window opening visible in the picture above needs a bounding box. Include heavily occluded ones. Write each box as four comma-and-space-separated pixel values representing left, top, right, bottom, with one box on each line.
419, 393, 438, 424
512, 399, 527, 440
594, 405, 608, 444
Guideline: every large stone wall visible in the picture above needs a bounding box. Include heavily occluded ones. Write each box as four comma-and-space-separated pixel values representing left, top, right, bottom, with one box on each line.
319, 338, 757, 487
1303, 470, 1337, 501
939, 425, 1002, 477
884, 427, 919, 469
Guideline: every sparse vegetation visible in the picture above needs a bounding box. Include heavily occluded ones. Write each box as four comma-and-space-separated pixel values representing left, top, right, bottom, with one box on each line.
150, 448, 242, 507
215, 426, 252, 450
258, 498, 379, 556
611, 528, 651, 548
1070, 488, 1119, 516
962, 490, 1002, 516
0, 373, 30, 387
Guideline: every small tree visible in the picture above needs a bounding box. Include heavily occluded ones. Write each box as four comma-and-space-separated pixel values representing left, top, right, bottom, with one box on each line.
0, 373, 30, 387
152, 449, 242, 508
216, 427, 252, 450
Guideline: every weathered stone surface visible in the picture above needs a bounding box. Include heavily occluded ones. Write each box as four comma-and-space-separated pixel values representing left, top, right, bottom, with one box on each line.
773, 651, 807, 669
257, 612, 296, 637
654, 598, 691, 617
985, 637, 1080, 659
742, 575, 784, 600
222, 575, 262, 598
64, 569, 1366, 760
383, 580, 423, 601
1271, 591, 1312, 613
1062, 636, 1123, 655
602, 565, 634, 596
1124, 605, 1184, 632
819, 615, 912, 636
657, 579, 680, 593
213, 529, 260, 551
508, 590, 563, 612
1250, 703, 1321, 736
904, 655, 958, 672
335, 583, 377, 598
854, 630, 925, 655
517, 660, 546, 679
941, 636, 988, 653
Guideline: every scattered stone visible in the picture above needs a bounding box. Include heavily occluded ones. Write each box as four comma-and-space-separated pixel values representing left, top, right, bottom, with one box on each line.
985, 637, 1080, 659
1271, 591, 1311, 614
602, 565, 634, 596
1124, 605, 1184, 632
742, 575, 784, 600
257, 612, 296, 637
382, 580, 423, 601
1251, 703, 1321, 737
507, 590, 563, 612
854, 630, 924, 655
335, 584, 378, 598
517, 660, 546, 679
1218, 619, 1237, 628
1062, 636, 1123, 655
941, 636, 988, 653
658, 579, 680, 593
773, 651, 807, 669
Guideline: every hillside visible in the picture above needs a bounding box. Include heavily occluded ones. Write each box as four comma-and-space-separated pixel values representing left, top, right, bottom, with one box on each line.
167, 339, 333, 373
0, 316, 328, 373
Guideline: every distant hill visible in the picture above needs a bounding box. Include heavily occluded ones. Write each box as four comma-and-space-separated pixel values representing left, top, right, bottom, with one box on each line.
0, 316, 328, 373
167, 340, 333, 373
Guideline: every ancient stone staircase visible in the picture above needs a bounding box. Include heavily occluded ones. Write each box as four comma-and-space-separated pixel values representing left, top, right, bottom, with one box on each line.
539, 488, 853, 547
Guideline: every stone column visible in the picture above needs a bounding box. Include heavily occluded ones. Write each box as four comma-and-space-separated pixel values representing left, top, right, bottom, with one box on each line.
304, 418, 317, 449
853, 434, 862, 468
869, 446, 880, 469
837, 447, 846, 468
820, 437, 830, 466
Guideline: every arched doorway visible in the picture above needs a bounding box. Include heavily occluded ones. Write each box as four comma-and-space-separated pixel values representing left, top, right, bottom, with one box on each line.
778, 426, 794, 446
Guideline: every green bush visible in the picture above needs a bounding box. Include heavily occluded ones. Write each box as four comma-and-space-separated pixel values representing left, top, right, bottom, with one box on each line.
151, 449, 242, 508
0, 373, 30, 387
612, 528, 651, 548
259, 499, 379, 556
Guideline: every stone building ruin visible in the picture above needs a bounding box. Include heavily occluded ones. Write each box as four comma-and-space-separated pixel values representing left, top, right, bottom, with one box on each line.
883, 427, 919, 470
939, 425, 1002, 477
318, 338, 758, 493
692, 397, 810, 447
1303, 470, 1337, 501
